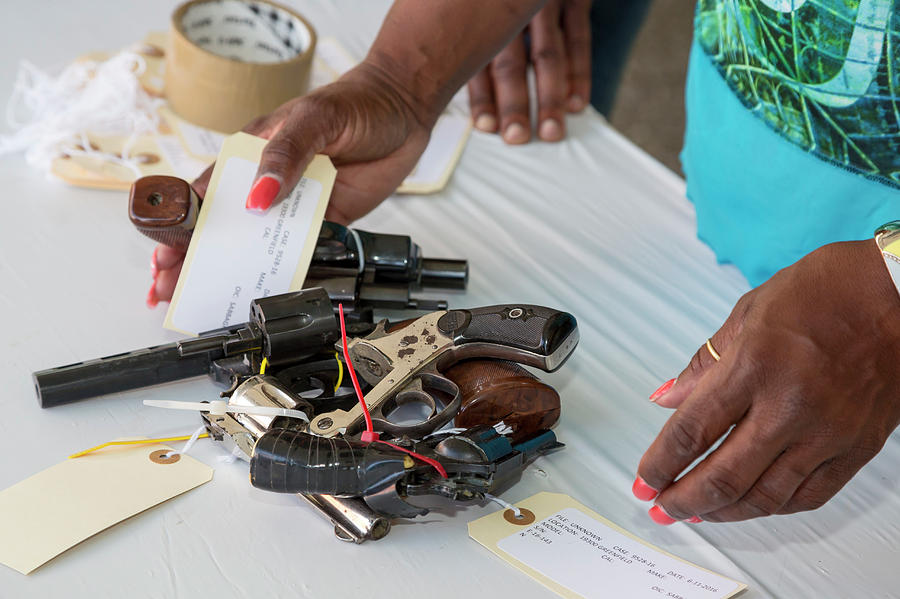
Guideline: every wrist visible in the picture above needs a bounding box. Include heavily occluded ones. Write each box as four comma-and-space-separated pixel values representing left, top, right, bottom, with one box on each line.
342, 59, 440, 133
854, 237, 900, 355
361, 50, 446, 129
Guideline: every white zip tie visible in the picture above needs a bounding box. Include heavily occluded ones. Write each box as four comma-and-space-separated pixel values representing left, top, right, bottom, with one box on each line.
423, 427, 468, 440
162, 425, 207, 459
143, 399, 310, 422
493, 421, 514, 436
485, 493, 522, 519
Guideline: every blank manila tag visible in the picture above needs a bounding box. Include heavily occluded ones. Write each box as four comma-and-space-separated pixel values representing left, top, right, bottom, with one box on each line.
469, 492, 747, 599
0, 443, 212, 574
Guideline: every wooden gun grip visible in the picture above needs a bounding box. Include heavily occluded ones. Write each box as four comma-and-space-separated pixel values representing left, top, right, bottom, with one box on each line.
128, 175, 200, 252
445, 360, 560, 442
382, 319, 561, 441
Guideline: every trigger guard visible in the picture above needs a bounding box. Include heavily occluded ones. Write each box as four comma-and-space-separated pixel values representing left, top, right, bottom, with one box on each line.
392, 387, 438, 416
371, 372, 461, 438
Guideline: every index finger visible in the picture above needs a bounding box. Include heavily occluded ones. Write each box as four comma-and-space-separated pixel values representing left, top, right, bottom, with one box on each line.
247, 102, 331, 213
637, 355, 752, 503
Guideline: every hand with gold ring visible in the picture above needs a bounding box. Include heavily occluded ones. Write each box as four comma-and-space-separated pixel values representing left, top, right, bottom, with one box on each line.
633, 240, 900, 524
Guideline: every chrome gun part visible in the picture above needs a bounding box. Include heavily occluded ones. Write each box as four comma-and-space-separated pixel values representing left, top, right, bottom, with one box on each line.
300, 494, 391, 543
201, 376, 392, 543
228, 375, 313, 433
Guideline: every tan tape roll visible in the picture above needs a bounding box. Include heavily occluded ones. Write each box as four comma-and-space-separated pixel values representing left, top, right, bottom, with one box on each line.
165, 0, 316, 133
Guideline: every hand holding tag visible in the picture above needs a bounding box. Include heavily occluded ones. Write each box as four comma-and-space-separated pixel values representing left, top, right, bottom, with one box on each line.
162, 132, 335, 335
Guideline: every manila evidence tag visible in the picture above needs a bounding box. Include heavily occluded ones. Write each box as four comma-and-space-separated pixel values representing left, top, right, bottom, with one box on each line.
164, 131, 335, 336
469, 492, 747, 599
0, 443, 212, 574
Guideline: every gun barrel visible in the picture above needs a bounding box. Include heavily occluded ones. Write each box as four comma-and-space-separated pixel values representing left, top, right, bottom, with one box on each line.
420, 258, 468, 290
33, 344, 214, 408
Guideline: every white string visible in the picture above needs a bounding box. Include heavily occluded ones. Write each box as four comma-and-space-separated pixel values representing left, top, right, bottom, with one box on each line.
484, 493, 522, 519
163, 425, 207, 459
0, 51, 163, 175
348, 228, 365, 274
217, 445, 247, 464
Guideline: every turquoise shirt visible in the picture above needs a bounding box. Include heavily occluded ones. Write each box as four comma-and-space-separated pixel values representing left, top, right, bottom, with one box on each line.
683, 0, 900, 286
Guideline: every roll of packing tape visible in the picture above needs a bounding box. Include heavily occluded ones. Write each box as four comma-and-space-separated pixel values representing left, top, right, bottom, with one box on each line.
166, 0, 316, 133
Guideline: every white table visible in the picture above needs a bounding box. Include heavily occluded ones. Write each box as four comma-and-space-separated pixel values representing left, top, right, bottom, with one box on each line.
1, 2, 897, 598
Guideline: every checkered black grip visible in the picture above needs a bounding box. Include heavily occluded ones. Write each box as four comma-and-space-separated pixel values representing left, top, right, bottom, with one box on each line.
437, 305, 577, 370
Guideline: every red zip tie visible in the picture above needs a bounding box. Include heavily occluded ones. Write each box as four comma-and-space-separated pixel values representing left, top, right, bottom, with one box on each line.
339, 304, 447, 478
376, 440, 448, 479
339, 304, 375, 440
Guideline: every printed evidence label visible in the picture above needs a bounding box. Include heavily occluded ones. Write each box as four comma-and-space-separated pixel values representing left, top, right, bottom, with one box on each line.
497, 508, 741, 599
169, 156, 322, 334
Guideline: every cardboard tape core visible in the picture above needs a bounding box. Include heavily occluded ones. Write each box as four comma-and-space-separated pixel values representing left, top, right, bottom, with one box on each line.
166, 0, 316, 132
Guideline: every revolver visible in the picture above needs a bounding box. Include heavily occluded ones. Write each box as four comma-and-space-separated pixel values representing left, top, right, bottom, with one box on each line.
201, 302, 578, 539
202, 359, 563, 542
128, 175, 468, 319
33, 286, 570, 542
309, 303, 578, 439
251, 425, 563, 521
32, 288, 350, 408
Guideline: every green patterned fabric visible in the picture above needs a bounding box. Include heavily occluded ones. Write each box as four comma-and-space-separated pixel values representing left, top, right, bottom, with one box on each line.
696, 0, 900, 186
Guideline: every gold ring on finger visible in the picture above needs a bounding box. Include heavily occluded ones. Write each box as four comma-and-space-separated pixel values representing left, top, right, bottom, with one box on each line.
706, 338, 721, 362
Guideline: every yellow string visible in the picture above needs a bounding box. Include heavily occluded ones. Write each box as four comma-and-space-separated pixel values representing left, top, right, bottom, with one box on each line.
259, 351, 343, 390
333, 351, 344, 391
70, 352, 347, 459
68, 433, 210, 459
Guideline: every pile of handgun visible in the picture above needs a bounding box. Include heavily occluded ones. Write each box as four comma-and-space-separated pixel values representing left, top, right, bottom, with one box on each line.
32, 176, 579, 543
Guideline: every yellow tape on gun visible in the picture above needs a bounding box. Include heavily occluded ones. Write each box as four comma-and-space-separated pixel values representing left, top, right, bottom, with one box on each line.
166, 0, 317, 133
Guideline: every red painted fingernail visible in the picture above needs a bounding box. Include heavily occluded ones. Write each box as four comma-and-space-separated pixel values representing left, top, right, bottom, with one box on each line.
150, 247, 159, 279
687, 516, 703, 523
246, 175, 280, 213
146, 281, 158, 309
648, 505, 677, 526
632, 476, 659, 501
649, 378, 676, 402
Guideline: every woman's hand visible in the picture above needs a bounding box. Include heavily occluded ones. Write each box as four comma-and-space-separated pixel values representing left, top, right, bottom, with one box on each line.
467, 0, 592, 144
634, 240, 900, 523
147, 63, 431, 306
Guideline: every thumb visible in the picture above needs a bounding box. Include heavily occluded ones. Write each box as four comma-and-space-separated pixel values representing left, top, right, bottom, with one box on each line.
650, 295, 750, 409
245, 104, 333, 214
190, 162, 215, 200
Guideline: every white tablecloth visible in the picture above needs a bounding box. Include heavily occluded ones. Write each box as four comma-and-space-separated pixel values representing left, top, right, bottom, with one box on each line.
1, 2, 897, 598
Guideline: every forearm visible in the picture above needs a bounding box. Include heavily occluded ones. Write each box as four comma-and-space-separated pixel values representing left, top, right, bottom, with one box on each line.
362, 0, 547, 126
